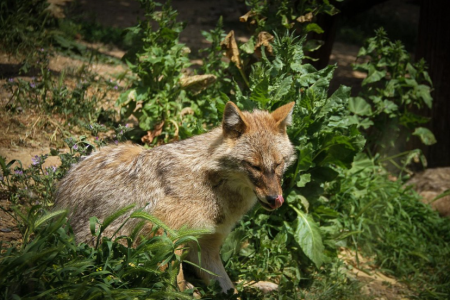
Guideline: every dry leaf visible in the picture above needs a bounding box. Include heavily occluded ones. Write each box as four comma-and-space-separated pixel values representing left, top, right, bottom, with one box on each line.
240, 10, 256, 22
254, 31, 274, 57
180, 74, 217, 95
46, 0, 69, 18
181, 107, 195, 116
296, 12, 313, 23
141, 121, 164, 144
220, 30, 243, 69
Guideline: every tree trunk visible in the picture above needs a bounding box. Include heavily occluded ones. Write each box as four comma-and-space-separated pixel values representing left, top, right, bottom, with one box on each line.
414, 0, 450, 167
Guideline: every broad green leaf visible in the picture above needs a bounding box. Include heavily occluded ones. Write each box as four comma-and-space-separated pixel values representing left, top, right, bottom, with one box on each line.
297, 173, 311, 187
305, 23, 324, 34
362, 65, 386, 86
348, 97, 372, 116
413, 127, 437, 145
381, 100, 398, 115
304, 39, 323, 52
291, 207, 325, 268
350, 153, 374, 174
287, 191, 310, 212
417, 84, 433, 109
296, 144, 314, 172
357, 46, 367, 57
406, 63, 417, 78
240, 37, 255, 54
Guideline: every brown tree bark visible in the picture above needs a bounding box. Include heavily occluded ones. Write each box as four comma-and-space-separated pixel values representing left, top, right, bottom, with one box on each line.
414, 0, 450, 167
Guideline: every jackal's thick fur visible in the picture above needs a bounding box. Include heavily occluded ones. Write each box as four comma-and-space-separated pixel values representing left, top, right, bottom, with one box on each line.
55, 102, 296, 292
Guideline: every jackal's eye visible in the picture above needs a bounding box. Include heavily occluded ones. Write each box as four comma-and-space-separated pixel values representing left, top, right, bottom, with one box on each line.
245, 161, 262, 172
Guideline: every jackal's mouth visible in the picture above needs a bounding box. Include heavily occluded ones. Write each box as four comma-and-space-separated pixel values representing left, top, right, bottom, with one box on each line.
258, 199, 277, 211
257, 195, 284, 211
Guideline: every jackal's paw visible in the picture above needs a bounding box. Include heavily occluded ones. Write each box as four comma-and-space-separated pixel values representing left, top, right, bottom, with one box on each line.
185, 282, 202, 299
244, 280, 279, 293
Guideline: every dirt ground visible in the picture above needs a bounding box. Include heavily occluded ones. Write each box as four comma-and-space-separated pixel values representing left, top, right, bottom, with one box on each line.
0, 0, 430, 298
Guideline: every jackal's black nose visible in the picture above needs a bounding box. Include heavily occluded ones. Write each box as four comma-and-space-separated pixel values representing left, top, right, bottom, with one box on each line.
266, 195, 278, 206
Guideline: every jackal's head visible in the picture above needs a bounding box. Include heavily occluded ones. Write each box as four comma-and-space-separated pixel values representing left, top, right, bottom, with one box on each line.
221, 102, 296, 211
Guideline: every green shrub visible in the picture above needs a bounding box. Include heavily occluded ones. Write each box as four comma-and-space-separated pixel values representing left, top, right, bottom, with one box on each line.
349, 28, 435, 165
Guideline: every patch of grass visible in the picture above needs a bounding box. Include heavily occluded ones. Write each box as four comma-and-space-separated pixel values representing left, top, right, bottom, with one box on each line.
329, 154, 450, 298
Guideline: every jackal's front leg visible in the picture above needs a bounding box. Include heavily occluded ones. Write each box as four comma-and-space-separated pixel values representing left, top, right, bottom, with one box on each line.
187, 234, 235, 293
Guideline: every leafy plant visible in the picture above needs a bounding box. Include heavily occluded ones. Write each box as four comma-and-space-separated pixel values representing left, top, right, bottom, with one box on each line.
241, 0, 341, 53
2, 1, 450, 299
217, 32, 364, 295
349, 28, 435, 163
116, 0, 204, 144
0, 207, 205, 299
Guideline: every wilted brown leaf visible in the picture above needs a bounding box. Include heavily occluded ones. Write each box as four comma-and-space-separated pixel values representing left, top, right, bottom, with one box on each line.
46, 0, 71, 18
296, 12, 313, 23
254, 31, 274, 57
141, 121, 164, 144
180, 74, 217, 95
220, 30, 243, 69
181, 107, 195, 117
240, 10, 256, 22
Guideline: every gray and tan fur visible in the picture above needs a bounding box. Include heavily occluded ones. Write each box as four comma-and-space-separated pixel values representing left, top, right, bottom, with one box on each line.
55, 102, 296, 293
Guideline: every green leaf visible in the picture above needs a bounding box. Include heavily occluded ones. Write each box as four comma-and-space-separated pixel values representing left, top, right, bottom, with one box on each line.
130, 211, 178, 238
296, 144, 314, 172
240, 37, 255, 54
406, 63, 417, 78
273, 76, 293, 101
305, 23, 324, 34
348, 97, 372, 116
357, 46, 367, 57
291, 207, 325, 268
413, 127, 437, 145
310, 167, 339, 184
101, 204, 136, 232
297, 173, 311, 187
383, 79, 398, 97
250, 77, 270, 106
417, 84, 433, 109
90, 216, 100, 236
34, 210, 67, 229
431, 189, 450, 203
362, 65, 386, 86
287, 191, 310, 212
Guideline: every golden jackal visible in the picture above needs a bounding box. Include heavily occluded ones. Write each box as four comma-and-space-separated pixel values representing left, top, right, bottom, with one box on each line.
55, 101, 296, 293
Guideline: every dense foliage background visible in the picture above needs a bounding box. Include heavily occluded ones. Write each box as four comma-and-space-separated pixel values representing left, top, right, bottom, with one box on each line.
1, 0, 449, 299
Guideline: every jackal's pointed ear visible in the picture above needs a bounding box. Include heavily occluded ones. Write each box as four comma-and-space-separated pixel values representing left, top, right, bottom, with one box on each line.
222, 102, 248, 138
272, 102, 295, 133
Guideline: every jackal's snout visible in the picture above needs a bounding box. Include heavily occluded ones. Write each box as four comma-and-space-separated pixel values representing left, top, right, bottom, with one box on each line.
266, 195, 284, 209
